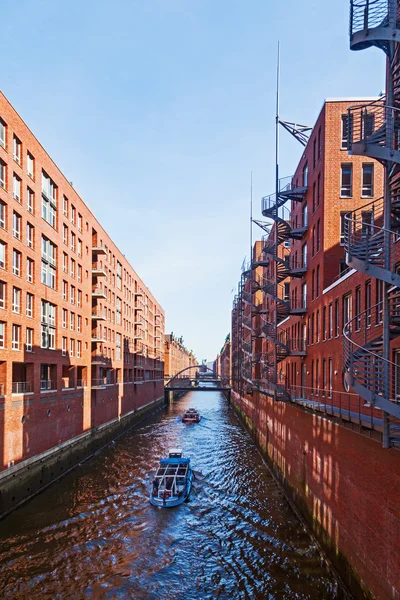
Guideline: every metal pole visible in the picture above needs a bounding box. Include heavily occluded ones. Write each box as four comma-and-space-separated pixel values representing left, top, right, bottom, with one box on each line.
274, 42, 280, 395
382, 38, 394, 448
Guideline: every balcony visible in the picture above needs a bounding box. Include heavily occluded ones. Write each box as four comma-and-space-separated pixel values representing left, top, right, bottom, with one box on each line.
77, 379, 86, 387
92, 286, 107, 299
92, 334, 107, 343
62, 378, 74, 389
289, 297, 307, 315
135, 291, 144, 297
349, 0, 400, 54
92, 245, 107, 255
12, 381, 32, 394
92, 308, 107, 320
348, 100, 400, 165
278, 177, 307, 203
289, 256, 307, 277
134, 376, 144, 384
289, 338, 307, 357
40, 380, 56, 391
91, 354, 111, 365
92, 263, 107, 277
290, 212, 308, 240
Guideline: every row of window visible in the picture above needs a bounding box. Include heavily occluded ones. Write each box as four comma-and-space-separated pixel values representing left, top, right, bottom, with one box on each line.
340, 162, 374, 198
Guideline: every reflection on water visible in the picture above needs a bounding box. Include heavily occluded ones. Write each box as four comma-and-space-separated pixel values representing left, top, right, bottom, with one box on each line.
0, 392, 339, 599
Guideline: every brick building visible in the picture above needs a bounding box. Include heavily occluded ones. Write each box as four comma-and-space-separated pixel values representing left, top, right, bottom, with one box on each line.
0, 91, 165, 472
164, 333, 197, 380
213, 333, 230, 383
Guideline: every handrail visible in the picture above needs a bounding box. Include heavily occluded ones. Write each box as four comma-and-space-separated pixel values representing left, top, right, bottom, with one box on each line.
350, 0, 395, 37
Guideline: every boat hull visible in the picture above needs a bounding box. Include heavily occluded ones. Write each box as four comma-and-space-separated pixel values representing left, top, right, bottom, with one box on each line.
150, 469, 193, 508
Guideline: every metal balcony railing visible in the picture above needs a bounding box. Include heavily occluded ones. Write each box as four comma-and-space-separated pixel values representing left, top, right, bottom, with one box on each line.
12, 381, 32, 394
343, 299, 400, 419
289, 296, 307, 314
348, 100, 400, 164
289, 338, 307, 355
344, 197, 400, 287
349, 0, 399, 53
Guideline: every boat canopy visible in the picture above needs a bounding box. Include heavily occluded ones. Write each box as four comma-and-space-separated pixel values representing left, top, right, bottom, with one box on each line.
160, 457, 190, 465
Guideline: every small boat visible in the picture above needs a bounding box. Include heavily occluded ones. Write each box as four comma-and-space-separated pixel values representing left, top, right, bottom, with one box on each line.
150, 448, 193, 508
182, 408, 200, 423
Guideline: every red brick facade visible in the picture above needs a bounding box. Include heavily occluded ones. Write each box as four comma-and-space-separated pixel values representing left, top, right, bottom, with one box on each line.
164, 334, 196, 380
0, 91, 165, 471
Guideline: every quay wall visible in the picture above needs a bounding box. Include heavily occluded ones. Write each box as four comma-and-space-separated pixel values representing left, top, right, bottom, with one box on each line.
0, 392, 166, 520
232, 390, 400, 600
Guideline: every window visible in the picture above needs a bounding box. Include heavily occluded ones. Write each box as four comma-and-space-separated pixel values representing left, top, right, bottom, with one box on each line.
26, 292, 34, 317
63, 224, 68, 245
27, 153, 34, 178
27, 188, 34, 213
70, 285, 75, 305
70, 338, 75, 357
355, 287, 361, 331
361, 211, 374, 237
41, 172, 57, 228
313, 138, 317, 169
63, 196, 68, 217
0, 160, 6, 189
12, 249, 21, 276
335, 299, 340, 337
13, 174, 21, 202
116, 297, 122, 324
77, 314, 82, 332
316, 265, 320, 297
362, 164, 374, 197
70, 312, 75, 331
0, 242, 7, 269
317, 173, 321, 207
26, 328, 33, 352
362, 112, 375, 138
0, 281, 5, 309
116, 333, 121, 360
317, 126, 322, 159
312, 225, 316, 256
328, 358, 333, 398
302, 163, 308, 188
77, 289, 81, 307
316, 219, 321, 252
0, 322, 5, 348
343, 294, 352, 329
26, 258, 34, 283
365, 281, 371, 327
13, 136, 21, 164
302, 243, 307, 268
341, 114, 353, 150
77, 264, 82, 282
312, 182, 317, 213
341, 164, 352, 197
302, 282, 307, 308
41, 237, 57, 289
78, 213, 82, 232
316, 310, 320, 343
63, 252, 68, 273
26, 223, 34, 248
62, 336, 67, 356
12, 324, 21, 350
71, 205, 76, 225
71, 231, 76, 252
70, 258, 75, 278
323, 306, 327, 341
41, 300, 56, 349
12, 287, 21, 313
77, 238, 82, 256
62, 308, 67, 328
12, 211, 21, 239
62, 280, 67, 301
0, 119, 5, 148
0, 201, 6, 229
340, 212, 350, 246
376, 279, 383, 323
77, 340, 81, 358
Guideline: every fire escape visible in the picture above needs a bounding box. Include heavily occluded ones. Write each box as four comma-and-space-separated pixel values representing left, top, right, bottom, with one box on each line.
344, 0, 400, 447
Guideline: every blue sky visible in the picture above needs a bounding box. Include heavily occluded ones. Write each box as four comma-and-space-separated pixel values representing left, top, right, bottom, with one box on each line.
2, 0, 384, 361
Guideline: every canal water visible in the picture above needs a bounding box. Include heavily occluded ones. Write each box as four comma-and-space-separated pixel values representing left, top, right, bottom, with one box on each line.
0, 391, 340, 599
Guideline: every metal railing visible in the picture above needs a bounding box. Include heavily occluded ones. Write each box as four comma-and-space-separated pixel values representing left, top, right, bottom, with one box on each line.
12, 381, 32, 394
77, 379, 86, 387
344, 198, 400, 284
350, 0, 395, 37
348, 100, 400, 162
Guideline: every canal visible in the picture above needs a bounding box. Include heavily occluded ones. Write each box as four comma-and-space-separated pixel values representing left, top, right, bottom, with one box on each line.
0, 390, 340, 599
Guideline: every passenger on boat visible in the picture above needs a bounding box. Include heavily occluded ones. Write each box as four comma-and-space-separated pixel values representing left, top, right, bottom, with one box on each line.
152, 479, 159, 495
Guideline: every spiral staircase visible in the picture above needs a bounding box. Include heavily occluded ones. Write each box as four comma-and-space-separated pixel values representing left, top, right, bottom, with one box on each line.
344, 0, 400, 446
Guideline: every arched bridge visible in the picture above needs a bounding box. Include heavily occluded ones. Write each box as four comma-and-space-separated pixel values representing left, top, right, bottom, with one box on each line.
164, 366, 231, 400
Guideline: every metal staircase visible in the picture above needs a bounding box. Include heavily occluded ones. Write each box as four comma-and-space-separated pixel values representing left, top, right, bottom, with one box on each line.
344, 0, 400, 446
